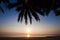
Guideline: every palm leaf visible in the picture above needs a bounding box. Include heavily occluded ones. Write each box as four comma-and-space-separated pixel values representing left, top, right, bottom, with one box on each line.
24, 9, 28, 24
20, 9, 24, 22
18, 9, 24, 22
36, 9, 45, 16
55, 10, 60, 16
27, 9, 32, 24
8, 2, 23, 9
30, 9, 40, 21
3, 0, 9, 3
45, 8, 50, 16
16, 7, 23, 12
0, 6, 4, 13
8, 3, 19, 9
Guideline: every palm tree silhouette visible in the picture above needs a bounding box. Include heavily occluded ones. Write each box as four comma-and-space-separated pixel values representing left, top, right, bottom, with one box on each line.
0, 0, 60, 24
8, 0, 42, 24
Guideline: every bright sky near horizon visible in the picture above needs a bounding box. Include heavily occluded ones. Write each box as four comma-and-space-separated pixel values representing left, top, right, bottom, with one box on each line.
0, 0, 60, 37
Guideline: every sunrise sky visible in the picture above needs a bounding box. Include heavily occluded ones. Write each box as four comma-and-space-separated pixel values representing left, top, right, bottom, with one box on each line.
0, 0, 60, 37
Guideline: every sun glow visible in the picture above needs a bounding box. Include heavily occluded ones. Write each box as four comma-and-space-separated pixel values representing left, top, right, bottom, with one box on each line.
26, 27, 31, 33
26, 27, 31, 37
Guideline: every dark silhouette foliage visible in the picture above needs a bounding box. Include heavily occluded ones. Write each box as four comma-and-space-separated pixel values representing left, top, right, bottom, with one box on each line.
0, 0, 60, 24
0, 0, 9, 13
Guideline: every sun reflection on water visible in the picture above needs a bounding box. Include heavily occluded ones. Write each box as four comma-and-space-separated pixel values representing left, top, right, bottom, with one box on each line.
27, 34, 30, 37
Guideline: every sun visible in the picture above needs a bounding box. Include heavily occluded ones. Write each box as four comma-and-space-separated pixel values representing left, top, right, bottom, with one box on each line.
26, 27, 31, 33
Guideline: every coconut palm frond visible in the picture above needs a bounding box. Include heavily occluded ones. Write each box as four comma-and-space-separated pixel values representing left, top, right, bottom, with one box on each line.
27, 9, 32, 24
0, 6, 4, 13
31, 9, 40, 21
16, 7, 23, 12
8, 3, 18, 9
35, 9, 45, 16
18, 9, 24, 22
24, 9, 28, 24
55, 10, 60, 16
45, 8, 50, 16
3, 0, 9, 3
20, 10, 24, 22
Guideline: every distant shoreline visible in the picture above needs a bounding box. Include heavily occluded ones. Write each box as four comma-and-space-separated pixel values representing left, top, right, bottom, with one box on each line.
0, 36, 60, 40
0, 34, 60, 37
